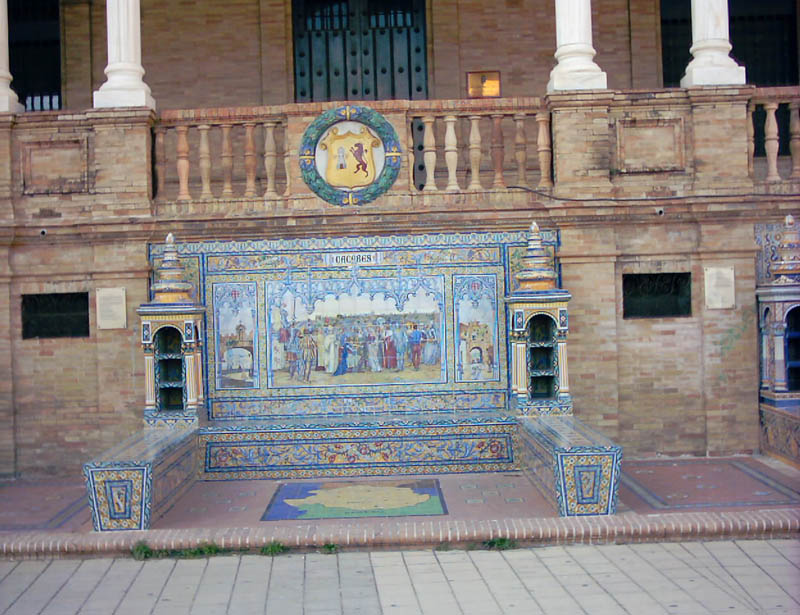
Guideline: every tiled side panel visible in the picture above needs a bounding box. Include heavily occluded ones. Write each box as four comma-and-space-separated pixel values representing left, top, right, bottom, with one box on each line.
200, 423, 517, 480
760, 406, 800, 468
517, 424, 558, 514
150, 435, 198, 520
83, 463, 151, 531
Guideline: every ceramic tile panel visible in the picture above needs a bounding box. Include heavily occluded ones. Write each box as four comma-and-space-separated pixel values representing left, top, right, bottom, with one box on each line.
147, 231, 559, 422
199, 420, 518, 480
759, 405, 800, 467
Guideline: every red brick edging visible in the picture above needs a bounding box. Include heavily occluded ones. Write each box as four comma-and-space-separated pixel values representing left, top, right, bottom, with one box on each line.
1, 509, 798, 558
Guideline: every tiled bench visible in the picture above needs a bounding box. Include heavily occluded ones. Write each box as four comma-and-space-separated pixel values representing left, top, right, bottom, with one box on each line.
199, 412, 518, 480
83, 427, 197, 531
517, 415, 622, 516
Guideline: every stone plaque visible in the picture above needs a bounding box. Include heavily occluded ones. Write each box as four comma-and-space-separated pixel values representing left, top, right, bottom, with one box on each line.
615, 118, 685, 173
704, 266, 735, 310
22, 136, 90, 194
96, 287, 127, 329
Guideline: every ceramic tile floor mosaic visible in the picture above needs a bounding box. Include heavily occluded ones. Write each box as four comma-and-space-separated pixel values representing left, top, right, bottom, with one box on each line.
155, 473, 553, 529
1, 456, 798, 533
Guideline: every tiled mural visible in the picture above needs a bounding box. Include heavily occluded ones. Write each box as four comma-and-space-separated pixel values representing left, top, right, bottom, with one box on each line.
148, 231, 559, 421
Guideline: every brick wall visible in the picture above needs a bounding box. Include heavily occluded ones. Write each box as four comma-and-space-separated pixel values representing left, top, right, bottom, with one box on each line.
562, 223, 760, 458
60, 0, 666, 111
8, 242, 148, 477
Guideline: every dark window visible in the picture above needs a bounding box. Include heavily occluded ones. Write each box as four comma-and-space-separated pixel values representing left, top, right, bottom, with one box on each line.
9, 0, 61, 111
22, 292, 89, 339
622, 273, 691, 319
786, 307, 800, 391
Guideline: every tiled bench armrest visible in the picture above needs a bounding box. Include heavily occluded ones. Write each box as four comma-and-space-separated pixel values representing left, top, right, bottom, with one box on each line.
83, 427, 198, 531
517, 416, 622, 516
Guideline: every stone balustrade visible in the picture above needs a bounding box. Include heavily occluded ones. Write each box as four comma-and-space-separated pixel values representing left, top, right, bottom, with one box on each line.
749, 87, 800, 185
152, 98, 551, 204
155, 107, 290, 202
404, 98, 551, 193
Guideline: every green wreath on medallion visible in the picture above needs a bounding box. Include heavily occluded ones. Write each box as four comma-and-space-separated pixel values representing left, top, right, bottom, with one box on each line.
299, 105, 403, 207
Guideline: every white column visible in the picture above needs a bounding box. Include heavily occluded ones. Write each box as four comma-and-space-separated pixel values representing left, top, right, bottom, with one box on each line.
93, 0, 155, 109
680, 0, 745, 87
0, 0, 22, 112
547, 0, 607, 92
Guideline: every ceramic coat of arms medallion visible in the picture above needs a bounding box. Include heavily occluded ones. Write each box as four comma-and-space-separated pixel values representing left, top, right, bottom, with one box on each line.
299, 105, 402, 206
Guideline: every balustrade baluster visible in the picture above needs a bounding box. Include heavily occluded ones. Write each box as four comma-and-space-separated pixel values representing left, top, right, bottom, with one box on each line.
407, 119, 416, 190
283, 122, 292, 197
263, 121, 279, 199
154, 125, 166, 200
764, 102, 781, 182
513, 114, 527, 187
175, 125, 191, 201
536, 111, 553, 189
422, 116, 437, 191
747, 102, 755, 178
491, 115, 506, 189
467, 116, 482, 190
790, 102, 800, 180
221, 124, 233, 198
444, 115, 459, 191
244, 123, 257, 197
198, 124, 212, 199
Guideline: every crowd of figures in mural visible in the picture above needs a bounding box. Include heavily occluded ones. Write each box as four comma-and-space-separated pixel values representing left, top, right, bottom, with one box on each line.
267, 282, 447, 387
270, 314, 442, 386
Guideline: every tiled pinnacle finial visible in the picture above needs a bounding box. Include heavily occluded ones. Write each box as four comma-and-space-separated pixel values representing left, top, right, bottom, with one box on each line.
773, 214, 800, 284
515, 221, 557, 291
151, 233, 195, 303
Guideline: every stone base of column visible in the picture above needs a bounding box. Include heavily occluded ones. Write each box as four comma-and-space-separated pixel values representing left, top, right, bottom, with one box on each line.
680, 40, 746, 88
0, 93, 24, 113
93, 87, 155, 110
547, 70, 607, 93
681, 64, 746, 88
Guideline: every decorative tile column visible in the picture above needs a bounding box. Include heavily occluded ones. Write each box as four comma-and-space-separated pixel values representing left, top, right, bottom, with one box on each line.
137, 233, 205, 426
0, 0, 22, 112
680, 0, 745, 87
547, 0, 607, 92
93, 0, 155, 109
506, 221, 572, 415
756, 215, 800, 466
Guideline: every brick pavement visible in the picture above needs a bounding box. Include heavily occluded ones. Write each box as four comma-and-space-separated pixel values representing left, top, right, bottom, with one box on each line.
1, 459, 799, 558
0, 540, 798, 614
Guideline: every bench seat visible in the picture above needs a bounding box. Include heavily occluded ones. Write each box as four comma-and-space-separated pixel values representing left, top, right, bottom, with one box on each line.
83, 426, 197, 531
518, 415, 622, 516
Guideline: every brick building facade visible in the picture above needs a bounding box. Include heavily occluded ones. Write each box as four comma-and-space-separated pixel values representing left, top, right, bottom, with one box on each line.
1, 0, 798, 477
